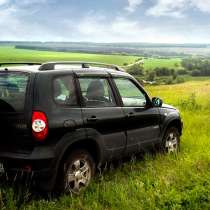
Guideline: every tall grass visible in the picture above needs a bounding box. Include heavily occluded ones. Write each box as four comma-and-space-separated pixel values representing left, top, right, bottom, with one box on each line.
1, 80, 210, 210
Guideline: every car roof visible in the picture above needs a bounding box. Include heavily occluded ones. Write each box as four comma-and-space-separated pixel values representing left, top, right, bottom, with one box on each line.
0, 65, 40, 72
0, 64, 131, 78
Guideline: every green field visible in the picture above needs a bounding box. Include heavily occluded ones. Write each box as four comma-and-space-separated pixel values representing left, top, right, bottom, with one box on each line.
0, 46, 138, 66
1, 79, 210, 210
0, 46, 181, 70
144, 58, 181, 70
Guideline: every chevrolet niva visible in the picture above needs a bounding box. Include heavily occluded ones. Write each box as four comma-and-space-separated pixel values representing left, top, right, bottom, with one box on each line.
0, 62, 183, 194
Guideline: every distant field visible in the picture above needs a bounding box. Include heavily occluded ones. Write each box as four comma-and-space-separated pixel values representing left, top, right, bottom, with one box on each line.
0, 46, 181, 70
144, 58, 181, 70
0, 46, 137, 66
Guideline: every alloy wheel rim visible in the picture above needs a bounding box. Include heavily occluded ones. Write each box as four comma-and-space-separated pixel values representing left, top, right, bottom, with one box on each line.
165, 132, 178, 153
65, 159, 91, 194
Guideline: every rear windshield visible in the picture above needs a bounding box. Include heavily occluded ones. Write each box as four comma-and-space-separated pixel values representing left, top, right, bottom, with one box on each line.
0, 72, 29, 112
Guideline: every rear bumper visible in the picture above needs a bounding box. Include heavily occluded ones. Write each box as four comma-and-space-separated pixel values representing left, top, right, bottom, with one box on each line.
0, 145, 57, 191
0, 145, 55, 160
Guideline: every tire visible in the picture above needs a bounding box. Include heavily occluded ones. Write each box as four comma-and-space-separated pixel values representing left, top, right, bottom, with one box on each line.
161, 127, 180, 154
56, 149, 95, 194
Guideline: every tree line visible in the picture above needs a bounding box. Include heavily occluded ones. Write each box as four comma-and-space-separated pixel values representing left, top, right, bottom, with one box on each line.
126, 58, 210, 80
181, 58, 210, 76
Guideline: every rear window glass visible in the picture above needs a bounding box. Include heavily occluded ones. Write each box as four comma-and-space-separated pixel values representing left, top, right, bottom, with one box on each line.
53, 75, 78, 106
0, 72, 29, 112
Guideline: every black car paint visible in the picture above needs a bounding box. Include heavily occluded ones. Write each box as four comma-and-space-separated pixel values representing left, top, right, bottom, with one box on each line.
0, 67, 183, 191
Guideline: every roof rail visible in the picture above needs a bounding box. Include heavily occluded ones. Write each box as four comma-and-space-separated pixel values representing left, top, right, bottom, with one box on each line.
38, 61, 124, 71
0, 62, 42, 67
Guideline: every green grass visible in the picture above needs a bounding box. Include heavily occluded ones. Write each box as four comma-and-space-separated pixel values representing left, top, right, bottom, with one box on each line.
0, 46, 181, 70
0, 46, 138, 66
1, 79, 210, 210
144, 58, 181, 70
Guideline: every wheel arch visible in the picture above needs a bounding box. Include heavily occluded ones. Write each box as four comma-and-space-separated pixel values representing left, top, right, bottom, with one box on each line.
59, 138, 102, 167
163, 118, 183, 138
52, 138, 101, 193
52, 137, 102, 191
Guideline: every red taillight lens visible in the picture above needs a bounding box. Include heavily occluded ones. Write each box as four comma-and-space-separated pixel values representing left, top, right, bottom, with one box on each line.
32, 111, 48, 141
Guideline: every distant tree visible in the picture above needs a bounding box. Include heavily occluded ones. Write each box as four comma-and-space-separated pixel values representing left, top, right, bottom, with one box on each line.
171, 69, 177, 80
176, 77, 185, 84
174, 63, 179, 67
165, 78, 173, 85
135, 58, 143, 62
191, 70, 201, 76
172, 72, 177, 80
127, 64, 144, 76
147, 71, 156, 81
177, 69, 188, 75
181, 59, 194, 71
181, 58, 210, 73
182, 58, 210, 76
155, 67, 175, 76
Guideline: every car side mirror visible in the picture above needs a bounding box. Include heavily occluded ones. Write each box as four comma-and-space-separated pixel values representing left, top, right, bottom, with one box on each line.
152, 97, 163, 107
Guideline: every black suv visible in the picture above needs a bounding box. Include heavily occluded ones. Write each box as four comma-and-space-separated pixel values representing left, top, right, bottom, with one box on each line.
0, 62, 182, 194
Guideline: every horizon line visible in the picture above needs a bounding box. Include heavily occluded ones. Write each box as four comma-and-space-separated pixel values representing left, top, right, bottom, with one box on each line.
0, 41, 210, 45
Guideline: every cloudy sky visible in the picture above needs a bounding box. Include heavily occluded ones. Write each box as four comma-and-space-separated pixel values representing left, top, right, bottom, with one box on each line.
0, 0, 210, 43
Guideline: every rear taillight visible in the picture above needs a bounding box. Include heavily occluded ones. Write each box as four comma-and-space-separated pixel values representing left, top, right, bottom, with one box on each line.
32, 111, 48, 141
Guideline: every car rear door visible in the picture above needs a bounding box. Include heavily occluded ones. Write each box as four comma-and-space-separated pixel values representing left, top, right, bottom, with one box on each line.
34, 72, 84, 143
0, 71, 32, 151
77, 75, 126, 160
113, 77, 161, 155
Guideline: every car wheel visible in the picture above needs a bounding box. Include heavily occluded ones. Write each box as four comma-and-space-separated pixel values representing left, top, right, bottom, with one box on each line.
58, 149, 95, 194
162, 127, 180, 153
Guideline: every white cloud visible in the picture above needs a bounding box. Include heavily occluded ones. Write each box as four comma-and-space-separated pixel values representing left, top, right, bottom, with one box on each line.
0, 0, 47, 8
0, 8, 49, 41
0, 1, 210, 43
147, 0, 210, 18
77, 16, 144, 42
125, 0, 143, 13
0, 0, 8, 6
191, 0, 210, 13
146, 0, 187, 17
0, 0, 56, 41
14, 0, 48, 6
0, 6, 209, 44
75, 15, 190, 43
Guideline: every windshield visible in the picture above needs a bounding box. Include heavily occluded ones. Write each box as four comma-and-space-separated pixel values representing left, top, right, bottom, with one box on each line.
0, 72, 29, 113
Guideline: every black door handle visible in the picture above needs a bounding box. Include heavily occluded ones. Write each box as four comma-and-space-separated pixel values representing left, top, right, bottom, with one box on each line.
127, 112, 135, 118
87, 116, 98, 122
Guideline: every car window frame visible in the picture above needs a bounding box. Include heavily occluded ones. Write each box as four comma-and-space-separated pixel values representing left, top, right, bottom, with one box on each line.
112, 76, 152, 108
76, 75, 119, 108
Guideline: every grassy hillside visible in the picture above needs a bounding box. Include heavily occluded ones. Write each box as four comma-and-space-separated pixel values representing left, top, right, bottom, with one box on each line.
1, 79, 210, 210
0, 46, 181, 70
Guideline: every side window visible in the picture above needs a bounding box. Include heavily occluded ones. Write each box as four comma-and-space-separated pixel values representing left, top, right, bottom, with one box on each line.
53, 75, 77, 106
79, 78, 116, 107
114, 78, 147, 107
